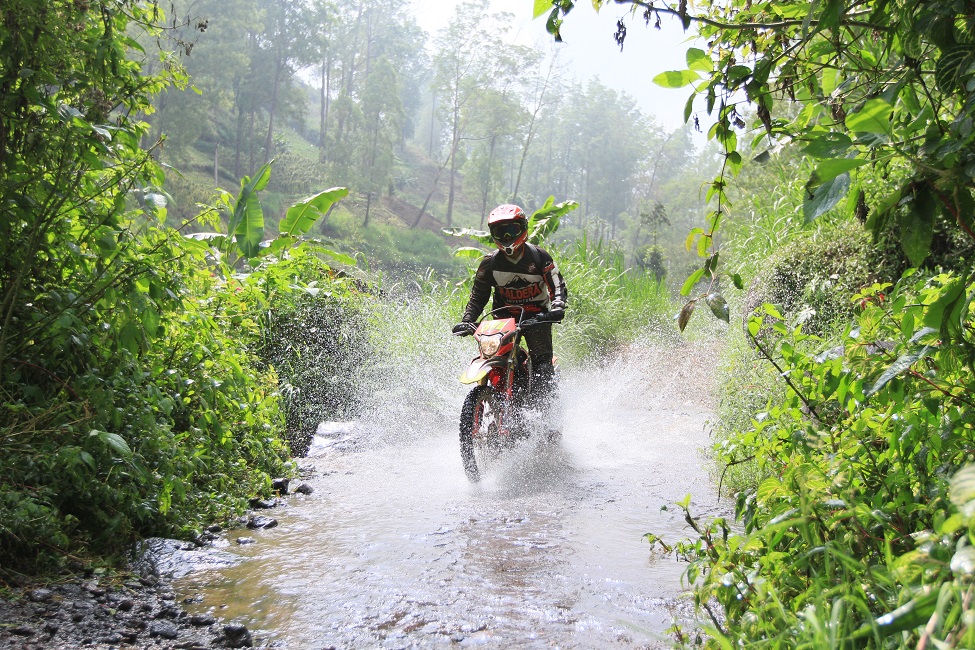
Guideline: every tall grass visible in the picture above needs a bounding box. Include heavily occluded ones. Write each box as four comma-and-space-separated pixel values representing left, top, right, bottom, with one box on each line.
552, 236, 677, 366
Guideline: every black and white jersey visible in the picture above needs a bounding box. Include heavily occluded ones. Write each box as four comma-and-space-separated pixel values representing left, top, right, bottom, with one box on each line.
462, 244, 568, 322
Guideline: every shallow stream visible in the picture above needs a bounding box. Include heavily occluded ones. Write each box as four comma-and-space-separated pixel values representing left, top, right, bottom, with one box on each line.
174, 341, 724, 648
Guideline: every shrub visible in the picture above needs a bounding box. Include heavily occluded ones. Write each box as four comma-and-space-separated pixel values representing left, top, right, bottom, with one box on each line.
662, 272, 975, 649
744, 220, 897, 336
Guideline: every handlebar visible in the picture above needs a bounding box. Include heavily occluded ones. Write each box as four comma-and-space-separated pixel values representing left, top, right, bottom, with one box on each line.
520, 312, 562, 329
453, 308, 563, 336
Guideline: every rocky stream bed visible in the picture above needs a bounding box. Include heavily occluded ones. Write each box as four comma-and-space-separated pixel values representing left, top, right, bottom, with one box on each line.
0, 480, 314, 650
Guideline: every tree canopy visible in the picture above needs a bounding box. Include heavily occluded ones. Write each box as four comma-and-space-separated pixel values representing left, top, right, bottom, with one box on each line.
540, 0, 975, 327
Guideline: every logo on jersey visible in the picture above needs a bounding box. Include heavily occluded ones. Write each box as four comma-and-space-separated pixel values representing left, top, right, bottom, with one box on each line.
497, 276, 543, 303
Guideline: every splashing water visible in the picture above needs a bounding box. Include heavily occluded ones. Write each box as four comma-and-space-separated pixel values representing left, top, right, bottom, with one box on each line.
174, 306, 726, 648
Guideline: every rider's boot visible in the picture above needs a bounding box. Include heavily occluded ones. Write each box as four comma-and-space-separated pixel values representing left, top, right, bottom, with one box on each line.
531, 361, 562, 442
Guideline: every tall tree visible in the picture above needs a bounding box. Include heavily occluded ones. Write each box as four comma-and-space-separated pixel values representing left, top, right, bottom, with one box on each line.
429, 0, 508, 227
260, 0, 314, 160
511, 48, 561, 204
359, 57, 404, 226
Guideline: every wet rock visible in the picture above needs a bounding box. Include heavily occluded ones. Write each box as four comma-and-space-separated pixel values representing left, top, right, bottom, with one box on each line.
247, 515, 278, 529
175, 637, 210, 649
190, 613, 217, 626
223, 622, 254, 648
194, 531, 218, 547
150, 619, 180, 639
156, 604, 182, 619
10, 625, 35, 637
272, 477, 291, 494
117, 598, 135, 611
119, 628, 139, 642
293, 482, 314, 495
207, 523, 223, 533
27, 588, 53, 603
134, 537, 241, 579
84, 582, 107, 597
102, 632, 127, 644
249, 497, 278, 509
236, 537, 257, 545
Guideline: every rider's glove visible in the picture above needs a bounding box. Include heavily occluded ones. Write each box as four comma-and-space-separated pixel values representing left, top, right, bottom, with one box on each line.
544, 308, 565, 322
452, 322, 476, 336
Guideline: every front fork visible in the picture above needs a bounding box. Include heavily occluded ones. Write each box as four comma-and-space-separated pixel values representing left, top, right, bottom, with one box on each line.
489, 346, 522, 439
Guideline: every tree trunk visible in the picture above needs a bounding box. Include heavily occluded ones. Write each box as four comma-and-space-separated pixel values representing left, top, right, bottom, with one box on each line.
318, 61, 328, 150
248, 110, 255, 174
428, 94, 436, 158
264, 61, 281, 160
234, 104, 244, 178
411, 155, 452, 229
445, 105, 460, 227
512, 112, 538, 203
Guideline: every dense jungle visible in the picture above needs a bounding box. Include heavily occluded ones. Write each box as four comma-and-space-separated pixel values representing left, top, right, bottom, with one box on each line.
1, 0, 975, 647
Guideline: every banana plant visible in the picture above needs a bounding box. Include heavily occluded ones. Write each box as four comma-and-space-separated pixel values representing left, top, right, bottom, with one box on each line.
186, 161, 351, 268
443, 196, 578, 261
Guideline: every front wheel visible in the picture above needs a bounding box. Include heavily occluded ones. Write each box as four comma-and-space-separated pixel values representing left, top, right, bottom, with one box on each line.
459, 385, 504, 481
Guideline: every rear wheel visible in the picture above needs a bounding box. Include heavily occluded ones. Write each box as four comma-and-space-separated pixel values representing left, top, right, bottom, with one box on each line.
459, 385, 504, 481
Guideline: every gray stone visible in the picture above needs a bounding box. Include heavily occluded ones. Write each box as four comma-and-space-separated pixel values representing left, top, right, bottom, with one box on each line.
271, 477, 291, 494
149, 619, 180, 639
27, 588, 53, 603
247, 515, 278, 529
223, 622, 254, 648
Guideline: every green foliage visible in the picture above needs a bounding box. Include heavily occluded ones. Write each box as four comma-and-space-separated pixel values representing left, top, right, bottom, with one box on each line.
244, 247, 373, 456
0, 1, 367, 573
634, 244, 667, 280
325, 210, 463, 275
660, 271, 975, 648
554, 237, 676, 364
547, 0, 975, 330
747, 220, 898, 336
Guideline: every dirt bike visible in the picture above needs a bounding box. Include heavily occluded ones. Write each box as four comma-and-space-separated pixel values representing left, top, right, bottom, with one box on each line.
453, 307, 562, 482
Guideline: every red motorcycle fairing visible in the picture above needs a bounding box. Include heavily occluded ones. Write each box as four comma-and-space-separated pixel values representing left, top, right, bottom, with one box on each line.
458, 318, 518, 385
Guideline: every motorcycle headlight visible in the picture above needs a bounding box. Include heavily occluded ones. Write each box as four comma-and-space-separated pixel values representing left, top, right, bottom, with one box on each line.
478, 333, 502, 356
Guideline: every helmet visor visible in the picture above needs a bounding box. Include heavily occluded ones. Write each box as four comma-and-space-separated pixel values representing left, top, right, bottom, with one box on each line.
490, 221, 525, 244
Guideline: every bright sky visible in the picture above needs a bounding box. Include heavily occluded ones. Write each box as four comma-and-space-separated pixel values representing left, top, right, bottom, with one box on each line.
409, 0, 701, 130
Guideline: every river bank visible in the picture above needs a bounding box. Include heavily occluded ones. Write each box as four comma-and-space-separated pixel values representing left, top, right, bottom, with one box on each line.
0, 569, 247, 650
0, 479, 315, 649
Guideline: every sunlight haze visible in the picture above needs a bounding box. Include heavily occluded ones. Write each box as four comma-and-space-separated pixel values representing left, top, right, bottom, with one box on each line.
411, 0, 700, 129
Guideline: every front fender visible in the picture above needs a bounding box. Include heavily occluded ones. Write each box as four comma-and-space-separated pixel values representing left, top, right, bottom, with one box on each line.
459, 358, 502, 385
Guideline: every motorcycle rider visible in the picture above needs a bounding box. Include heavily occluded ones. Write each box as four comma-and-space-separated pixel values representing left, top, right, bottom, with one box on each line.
452, 203, 567, 404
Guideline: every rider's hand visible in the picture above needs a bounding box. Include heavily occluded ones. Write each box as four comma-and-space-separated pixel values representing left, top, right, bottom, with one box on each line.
544, 308, 565, 322
452, 322, 476, 336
